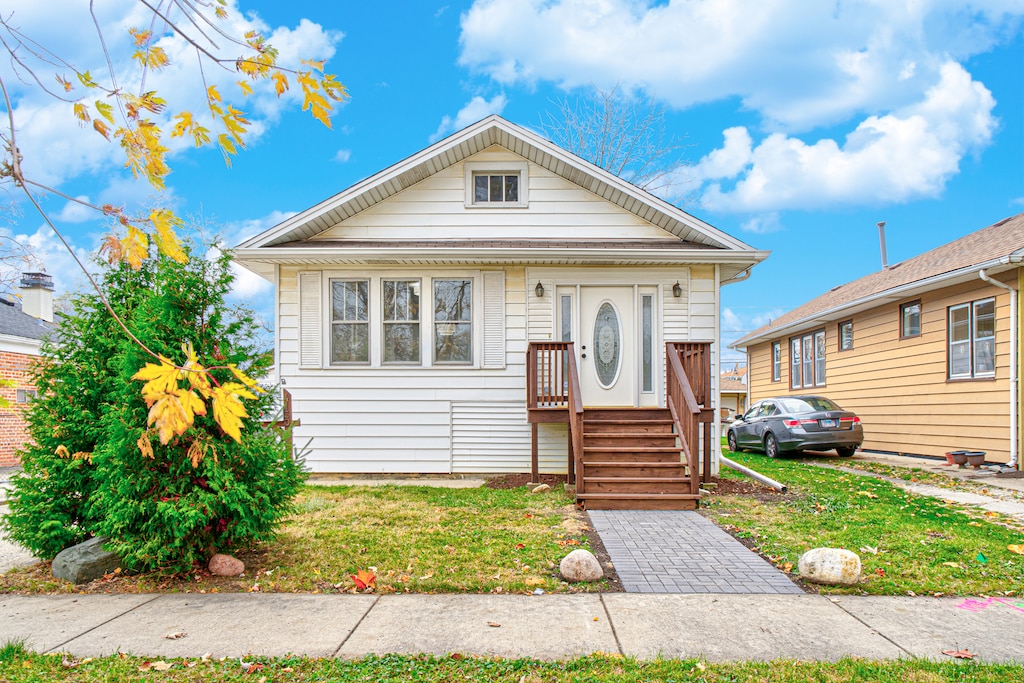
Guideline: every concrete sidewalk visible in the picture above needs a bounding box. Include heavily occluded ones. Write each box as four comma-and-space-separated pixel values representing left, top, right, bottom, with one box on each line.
1, 592, 1022, 663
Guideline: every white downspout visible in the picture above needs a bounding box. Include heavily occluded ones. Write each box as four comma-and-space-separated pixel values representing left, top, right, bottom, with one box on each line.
979, 269, 1018, 469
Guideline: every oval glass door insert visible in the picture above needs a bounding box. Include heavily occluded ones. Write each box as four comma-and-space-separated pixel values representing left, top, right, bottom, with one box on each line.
593, 302, 621, 387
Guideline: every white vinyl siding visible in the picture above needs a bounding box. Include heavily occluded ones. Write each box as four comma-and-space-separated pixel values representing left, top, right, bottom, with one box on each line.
451, 402, 531, 472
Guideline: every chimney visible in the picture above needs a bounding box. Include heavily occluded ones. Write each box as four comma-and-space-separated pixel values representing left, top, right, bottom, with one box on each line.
877, 221, 889, 269
19, 272, 54, 323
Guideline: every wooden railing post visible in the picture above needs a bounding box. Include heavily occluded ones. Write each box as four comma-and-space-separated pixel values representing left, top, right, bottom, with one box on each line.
527, 341, 584, 487
665, 342, 713, 493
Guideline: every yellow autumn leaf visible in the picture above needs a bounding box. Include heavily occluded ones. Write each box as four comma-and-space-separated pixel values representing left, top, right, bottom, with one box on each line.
227, 364, 263, 393
1009, 545, 1024, 555
77, 70, 97, 88
272, 71, 289, 97
56, 74, 73, 92
121, 226, 149, 270
150, 209, 187, 264
95, 100, 115, 124
132, 355, 181, 395
217, 133, 238, 165
237, 80, 253, 96
98, 234, 124, 264
180, 341, 212, 396
92, 119, 111, 140
221, 104, 249, 144
210, 383, 255, 442
137, 432, 155, 459
144, 389, 206, 445
300, 58, 326, 72
73, 102, 90, 124
208, 85, 222, 103
129, 28, 152, 47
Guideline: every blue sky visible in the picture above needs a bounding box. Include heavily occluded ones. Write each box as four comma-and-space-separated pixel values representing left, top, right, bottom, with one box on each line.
2, 1, 1022, 363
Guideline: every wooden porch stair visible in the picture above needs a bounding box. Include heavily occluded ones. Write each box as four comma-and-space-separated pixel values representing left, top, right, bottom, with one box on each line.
577, 408, 700, 510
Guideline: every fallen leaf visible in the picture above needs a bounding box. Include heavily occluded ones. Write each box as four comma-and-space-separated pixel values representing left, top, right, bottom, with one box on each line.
875, 568, 886, 576
514, 543, 526, 550
941, 562, 961, 568
1006, 544, 1024, 555
164, 631, 188, 640
419, 572, 434, 580
859, 546, 879, 555
942, 648, 977, 659
985, 511, 998, 517
139, 660, 173, 672
858, 491, 879, 499
352, 568, 376, 590
782, 562, 794, 573
487, 621, 501, 627
61, 656, 80, 668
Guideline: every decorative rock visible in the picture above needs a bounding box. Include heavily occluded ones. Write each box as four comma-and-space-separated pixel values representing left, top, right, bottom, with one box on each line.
559, 549, 603, 582
209, 553, 245, 577
531, 484, 551, 494
798, 547, 861, 586
52, 536, 121, 584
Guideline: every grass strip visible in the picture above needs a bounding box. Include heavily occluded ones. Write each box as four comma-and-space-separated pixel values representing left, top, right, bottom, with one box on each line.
710, 450, 1024, 595
1, 644, 1019, 683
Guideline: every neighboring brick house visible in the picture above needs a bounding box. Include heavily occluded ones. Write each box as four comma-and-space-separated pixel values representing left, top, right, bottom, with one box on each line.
0, 273, 56, 467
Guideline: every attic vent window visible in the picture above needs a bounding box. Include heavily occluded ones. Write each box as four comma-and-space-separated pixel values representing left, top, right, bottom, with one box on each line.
474, 174, 518, 203
464, 161, 528, 208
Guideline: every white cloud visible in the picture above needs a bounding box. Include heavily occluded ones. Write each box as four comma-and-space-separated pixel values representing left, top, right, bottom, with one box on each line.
459, 1, 1016, 209
739, 213, 783, 234
459, 0, 1018, 131
698, 62, 996, 212
430, 94, 508, 142
55, 197, 94, 223
334, 149, 352, 163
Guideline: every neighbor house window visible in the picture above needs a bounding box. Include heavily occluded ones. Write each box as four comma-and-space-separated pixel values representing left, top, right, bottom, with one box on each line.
330, 279, 369, 364
383, 279, 420, 364
16, 388, 37, 403
949, 297, 995, 379
790, 330, 825, 388
434, 279, 473, 363
901, 300, 921, 338
771, 342, 781, 382
839, 320, 853, 351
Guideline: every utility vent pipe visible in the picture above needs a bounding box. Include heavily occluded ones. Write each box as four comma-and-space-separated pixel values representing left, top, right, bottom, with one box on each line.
877, 221, 888, 269
720, 455, 787, 492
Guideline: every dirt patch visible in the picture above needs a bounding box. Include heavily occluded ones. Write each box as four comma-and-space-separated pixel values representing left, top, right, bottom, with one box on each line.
707, 476, 789, 502
485, 473, 568, 490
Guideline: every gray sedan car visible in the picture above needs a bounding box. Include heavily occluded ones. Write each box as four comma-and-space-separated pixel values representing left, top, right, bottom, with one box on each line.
726, 396, 863, 458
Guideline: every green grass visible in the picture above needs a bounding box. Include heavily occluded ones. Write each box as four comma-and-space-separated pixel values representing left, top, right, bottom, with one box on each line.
0, 484, 604, 595
1, 645, 1019, 682
710, 449, 1024, 595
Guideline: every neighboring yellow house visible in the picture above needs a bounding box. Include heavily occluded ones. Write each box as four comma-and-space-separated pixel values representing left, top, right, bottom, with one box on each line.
731, 212, 1024, 468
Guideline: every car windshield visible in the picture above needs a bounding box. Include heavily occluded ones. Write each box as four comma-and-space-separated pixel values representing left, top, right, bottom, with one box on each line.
777, 397, 842, 414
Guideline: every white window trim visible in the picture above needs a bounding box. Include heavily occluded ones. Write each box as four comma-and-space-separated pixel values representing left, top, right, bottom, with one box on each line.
771, 341, 781, 382
324, 269, 484, 369
464, 161, 529, 208
948, 297, 996, 380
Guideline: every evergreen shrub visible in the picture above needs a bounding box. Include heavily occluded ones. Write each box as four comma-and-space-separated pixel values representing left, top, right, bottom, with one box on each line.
3, 248, 304, 572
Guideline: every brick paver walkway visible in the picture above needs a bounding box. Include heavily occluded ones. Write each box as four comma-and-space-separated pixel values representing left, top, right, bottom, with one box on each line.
588, 510, 804, 594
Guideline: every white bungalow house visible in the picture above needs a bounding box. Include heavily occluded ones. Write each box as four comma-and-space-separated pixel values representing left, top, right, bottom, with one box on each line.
235, 116, 766, 509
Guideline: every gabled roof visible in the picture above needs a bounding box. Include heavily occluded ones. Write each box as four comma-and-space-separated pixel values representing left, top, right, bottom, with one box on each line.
720, 377, 747, 393
732, 212, 1024, 348
235, 116, 766, 277
0, 298, 56, 343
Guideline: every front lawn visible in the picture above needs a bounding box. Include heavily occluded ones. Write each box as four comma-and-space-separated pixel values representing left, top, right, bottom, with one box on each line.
1, 646, 1018, 683
0, 484, 606, 594
708, 450, 1024, 596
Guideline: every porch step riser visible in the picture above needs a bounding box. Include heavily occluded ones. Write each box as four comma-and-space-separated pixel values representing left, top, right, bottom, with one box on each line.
584, 435, 679, 447
585, 480, 693, 494
584, 422, 675, 434
579, 494, 700, 511
583, 451, 682, 464
584, 464, 689, 478
584, 409, 672, 422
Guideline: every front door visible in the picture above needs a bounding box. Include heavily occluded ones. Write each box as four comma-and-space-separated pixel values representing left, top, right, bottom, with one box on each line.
579, 286, 635, 406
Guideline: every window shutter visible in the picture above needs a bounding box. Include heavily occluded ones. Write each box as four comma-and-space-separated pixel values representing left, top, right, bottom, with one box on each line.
482, 270, 506, 369
298, 271, 322, 369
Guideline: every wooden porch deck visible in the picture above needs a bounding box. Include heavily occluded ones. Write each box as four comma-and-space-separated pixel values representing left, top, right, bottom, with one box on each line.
527, 341, 714, 510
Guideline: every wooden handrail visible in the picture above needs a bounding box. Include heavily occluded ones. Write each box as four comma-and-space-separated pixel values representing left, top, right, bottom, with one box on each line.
527, 341, 584, 486
665, 342, 713, 492
564, 343, 584, 491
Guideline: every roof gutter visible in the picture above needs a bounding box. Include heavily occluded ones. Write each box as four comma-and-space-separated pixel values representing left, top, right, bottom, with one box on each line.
732, 254, 1024, 349
979, 269, 1019, 469
722, 267, 752, 286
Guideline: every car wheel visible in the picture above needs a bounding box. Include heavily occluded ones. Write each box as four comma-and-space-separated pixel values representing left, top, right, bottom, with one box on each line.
764, 433, 780, 459
727, 430, 742, 452
836, 447, 857, 458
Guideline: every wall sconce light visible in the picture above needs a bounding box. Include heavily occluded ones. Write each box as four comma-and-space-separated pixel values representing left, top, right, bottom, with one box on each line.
535, 281, 545, 298
672, 281, 682, 297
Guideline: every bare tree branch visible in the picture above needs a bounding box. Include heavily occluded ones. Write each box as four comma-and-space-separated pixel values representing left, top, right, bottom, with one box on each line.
540, 85, 694, 202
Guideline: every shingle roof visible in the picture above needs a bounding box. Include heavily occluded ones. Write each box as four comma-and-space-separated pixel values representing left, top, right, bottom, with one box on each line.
720, 377, 747, 393
733, 212, 1024, 348
0, 298, 56, 342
